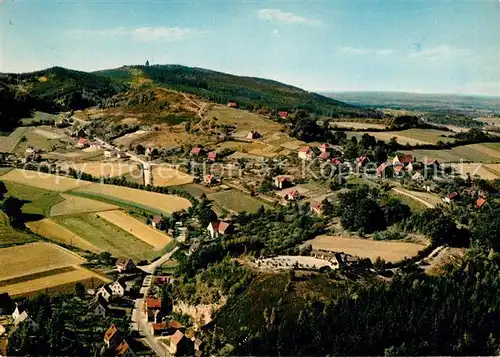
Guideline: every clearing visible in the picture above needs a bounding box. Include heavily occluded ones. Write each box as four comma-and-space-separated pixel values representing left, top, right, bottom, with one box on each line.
0, 242, 85, 281
50, 193, 118, 216
26, 218, 100, 252
53, 213, 159, 261
1, 169, 92, 192
3, 181, 64, 217
68, 162, 139, 178
13, 126, 69, 154
306, 234, 428, 263
96, 210, 172, 249
208, 190, 269, 213
74, 183, 191, 214
152, 166, 194, 186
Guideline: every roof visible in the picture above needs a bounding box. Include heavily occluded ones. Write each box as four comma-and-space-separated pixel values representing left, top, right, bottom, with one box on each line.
356, 156, 368, 163
395, 154, 413, 163
331, 158, 341, 165
477, 197, 487, 208
170, 330, 186, 346
299, 146, 311, 153
412, 172, 423, 179
104, 324, 119, 343
394, 165, 404, 173
278, 111, 288, 118
115, 341, 131, 356
205, 174, 214, 181
275, 175, 293, 183
77, 138, 88, 144
168, 320, 183, 329
194, 338, 203, 348
447, 192, 458, 200
218, 221, 231, 233
311, 202, 322, 211
318, 151, 330, 160
116, 257, 133, 267
423, 158, 438, 165
113, 280, 127, 289
208, 151, 217, 158
146, 297, 162, 309
93, 294, 109, 309
191, 147, 202, 155
152, 323, 167, 331
152, 215, 164, 224
377, 163, 388, 173
100, 284, 113, 295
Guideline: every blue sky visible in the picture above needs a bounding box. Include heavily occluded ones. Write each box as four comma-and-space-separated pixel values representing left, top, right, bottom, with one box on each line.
0, 0, 498, 96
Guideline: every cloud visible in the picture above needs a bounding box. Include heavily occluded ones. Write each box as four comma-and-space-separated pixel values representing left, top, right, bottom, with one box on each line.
409, 44, 470, 61
68, 27, 201, 42
339, 47, 395, 56
257, 8, 321, 26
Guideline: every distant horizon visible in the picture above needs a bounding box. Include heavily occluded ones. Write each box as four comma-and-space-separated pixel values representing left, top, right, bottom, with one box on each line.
1, 1, 498, 97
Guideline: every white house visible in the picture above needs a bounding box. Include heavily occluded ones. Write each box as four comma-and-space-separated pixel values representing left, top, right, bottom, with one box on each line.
12, 305, 38, 330
90, 295, 109, 318
111, 281, 126, 297
298, 146, 314, 160
97, 285, 113, 302
116, 258, 135, 273
207, 221, 232, 239
104, 150, 112, 158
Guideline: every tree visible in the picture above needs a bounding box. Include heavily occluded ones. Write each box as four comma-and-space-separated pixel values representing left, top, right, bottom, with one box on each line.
384, 198, 411, 226
1, 196, 24, 226
0, 181, 7, 200
135, 144, 145, 155
145, 60, 150, 67
75, 282, 86, 299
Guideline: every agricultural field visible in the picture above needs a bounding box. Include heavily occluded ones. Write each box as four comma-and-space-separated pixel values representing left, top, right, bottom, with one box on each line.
176, 183, 214, 198
411, 143, 500, 163
0, 168, 12, 177
97, 210, 172, 249
208, 190, 269, 213
330, 121, 388, 130
0, 242, 85, 281
391, 188, 442, 208
0, 127, 29, 152
20, 111, 58, 125
74, 183, 191, 214
53, 213, 159, 261
68, 162, 139, 178
2, 181, 64, 217
26, 219, 100, 252
13, 126, 69, 154
0, 169, 92, 192
152, 166, 194, 186
449, 163, 500, 180
347, 128, 455, 145
0, 212, 36, 248
306, 234, 428, 263
50, 193, 118, 216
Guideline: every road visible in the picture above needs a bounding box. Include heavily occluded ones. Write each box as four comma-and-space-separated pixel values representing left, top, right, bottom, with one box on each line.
137, 246, 179, 274
391, 188, 436, 208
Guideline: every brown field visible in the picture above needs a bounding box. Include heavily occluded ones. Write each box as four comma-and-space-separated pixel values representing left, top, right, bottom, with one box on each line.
26, 219, 101, 252
467, 143, 500, 160
0, 266, 110, 297
307, 235, 428, 263
348, 129, 454, 146
152, 166, 194, 186
33, 128, 65, 139
450, 163, 500, 180
330, 121, 387, 130
207, 105, 281, 135
0, 242, 85, 281
50, 193, 118, 216
0, 169, 92, 192
96, 210, 172, 249
75, 183, 192, 213
68, 162, 139, 178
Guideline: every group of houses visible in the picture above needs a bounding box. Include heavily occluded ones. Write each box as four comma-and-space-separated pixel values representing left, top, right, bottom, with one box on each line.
442, 189, 488, 209
190, 147, 218, 162
103, 324, 136, 357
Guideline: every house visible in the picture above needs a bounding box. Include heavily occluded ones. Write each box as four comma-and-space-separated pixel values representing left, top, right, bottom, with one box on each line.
177, 227, 189, 242
146, 147, 154, 156
331, 158, 341, 165
412, 172, 424, 182
278, 111, 289, 119
310, 202, 323, 216
97, 284, 113, 302
477, 197, 487, 209
356, 156, 369, 167
190, 147, 203, 156
319, 143, 330, 153
377, 163, 390, 178
443, 192, 458, 204
207, 151, 217, 162
194, 338, 203, 352
151, 321, 183, 336
423, 158, 440, 169
116, 258, 135, 273
113, 150, 123, 159
155, 276, 171, 285
152, 215, 166, 230
104, 324, 137, 357
90, 294, 109, 317
115, 341, 137, 357
0, 294, 13, 315
25, 146, 35, 155
12, 305, 38, 330
89, 141, 101, 149
246, 131, 260, 140
277, 188, 300, 201
151, 323, 168, 336
204, 174, 216, 184
189, 241, 201, 255
0, 325, 5, 337
298, 146, 314, 160
144, 298, 162, 322
104, 150, 112, 158
318, 151, 330, 161
76, 138, 89, 148
111, 280, 127, 297
227, 101, 238, 108
167, 330, 194, 356
393, 154, 413, 165
393, 164, 405, 176
274, 175, 293, 189
207, 221, 232, 239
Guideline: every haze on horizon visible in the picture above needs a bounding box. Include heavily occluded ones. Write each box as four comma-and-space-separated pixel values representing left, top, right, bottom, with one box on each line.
0, 0, 498, 97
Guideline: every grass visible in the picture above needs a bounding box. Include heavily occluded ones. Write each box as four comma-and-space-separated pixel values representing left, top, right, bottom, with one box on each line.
0, 266, 75, 287
1, 169, 93, 192
347, 128, 455, 146
208, 190, 269, 213
3, 181, 64, 217
0, 168, 12, 176
50, 193, 118, 217
0, 212, 37, 248
411, 144, 500, 163
175, 183, 213, 198
52, 213, 160, 261
13, 127, 67, 154
389, 192, 427, 212
207, 105, 281, 135
20, 111, 58, 125
0, 127, 29, 153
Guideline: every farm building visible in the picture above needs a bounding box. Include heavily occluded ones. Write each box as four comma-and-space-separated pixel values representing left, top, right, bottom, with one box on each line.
298, 146, 314, 160
144, 298, 162, 323
278, 111, 288, 119
443, 192, 458, 204
152, 215, 166, 230
274, 175, 293, 189
116, 258, 135, 273
190, 147, 203, 156
111, 280, 127, 297
246, 131, 261, 140
207, 151, 217, 162
166, 330, 194, 356
207, 221, 232, 239
310, 202, 323, 216
76, 138, 89, 148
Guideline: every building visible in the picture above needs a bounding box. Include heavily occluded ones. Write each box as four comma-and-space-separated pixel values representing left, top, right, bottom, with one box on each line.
111, 280, 127, 297
412, 172, 424, 182
393, 154, 413, 165
227, 101, 238, 108
274, 175, 293, 189
278, 111, 289, 119
190, 147, 203, 156
298, 146, 314, 160
115, 341, 136, 357
144, 298, 162, 322
443, 192, 458, 204
76, 138, 89, 148
104, 324, 137, 357
151, 323, 168, 336
152, 215, 166, 230
393, 164, 405, 176
277, 188, 300, 201
423, 158, 440, 169
189, 241, 201, 255
204, 174, 216, 184
0, 294, 13, 315
155, 276, 171, 285
246, 131, 260, 140
477, 197, 487, 209
167, 330, 194, 356
89, 294, 109, 317
12, 305, 38, 330
318, 151, 330, 161
89, 141, 101, 149
25, 146, 35, 155
207, 221, 232, 239
115, 258, 135, 273
104, 150, 112, 158
310, 202, 323, 216
376, 163, 390, 178
331, 158, 341, 165
356, 156, 369, 167
207, 151, 217, 162
97, 285, 113, 302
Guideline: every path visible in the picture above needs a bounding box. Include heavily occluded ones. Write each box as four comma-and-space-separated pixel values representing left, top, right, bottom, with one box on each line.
180, 93, 209, 133
138, 247, 179, 274
391, 188, 436, 208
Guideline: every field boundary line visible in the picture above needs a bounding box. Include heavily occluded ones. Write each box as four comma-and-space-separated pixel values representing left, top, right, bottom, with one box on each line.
391, 188, 435, 209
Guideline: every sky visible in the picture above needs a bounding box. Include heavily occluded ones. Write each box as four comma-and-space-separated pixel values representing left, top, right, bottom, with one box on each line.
0, 0, 498, 96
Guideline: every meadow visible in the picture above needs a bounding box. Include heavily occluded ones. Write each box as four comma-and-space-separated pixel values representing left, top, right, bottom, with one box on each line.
411, 143, 500, 163
0, 127, 29, 152
3, 181, 64, 217
53, 213, 159, 261
152, 166, 194, 186
49, 193, 118, 216
208, 190, 269, 213
1, 169, 92, 192
0, 212, 36, 248
347, 128, 455, 146
69, 162, 139, 178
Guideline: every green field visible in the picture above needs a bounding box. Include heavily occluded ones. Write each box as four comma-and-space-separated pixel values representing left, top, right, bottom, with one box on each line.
176, 183, 213, 198
411, 143, 500, 163
0, 127, 30, 153
20, 111, 58, 125
347, 128, 455, 145
208, 190, 269, 213
13, 127, 68, 154
0, 168, 12, 176
52, 213, 159, 261
3, 181, 64, 217
0, 212, 36, 248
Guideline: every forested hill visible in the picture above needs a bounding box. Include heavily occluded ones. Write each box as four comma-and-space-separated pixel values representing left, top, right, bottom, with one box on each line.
98, 65, 378, 117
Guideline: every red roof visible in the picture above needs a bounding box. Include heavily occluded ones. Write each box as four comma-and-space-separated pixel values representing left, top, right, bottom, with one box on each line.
356, 156, 368, 164
207, 151, 217, 160
191, 147, 202, 155
331, 158, 341, 165
278, 111, 288, 118
151, 323, 167, 331
377, 163, 388, 173
205, 174, 214, 181
477, 198, 486, 209
218, 221, 231, 234
394, 165, 404, 173
104, 324, 119, 343
318, 152, 330, 160
276, 176, 291, 183
152, 215, 163, 224
299, 146, 312, 153
395, 154, 413, 164
146, 298, 162, 309
116, 341, 131, 356
448, 192, 458, 200
77, 138, 88, 145
311, 202, 322, 211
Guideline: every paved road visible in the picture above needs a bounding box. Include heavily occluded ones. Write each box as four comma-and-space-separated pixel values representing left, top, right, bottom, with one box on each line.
138, 247, 179, 274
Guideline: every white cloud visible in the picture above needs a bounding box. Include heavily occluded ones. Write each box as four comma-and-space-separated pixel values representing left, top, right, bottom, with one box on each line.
409, 44, 470, 61
68, 27, 201, 42
257, 8, 321, 26
339, 47, 395, 56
